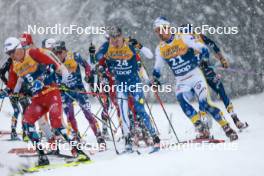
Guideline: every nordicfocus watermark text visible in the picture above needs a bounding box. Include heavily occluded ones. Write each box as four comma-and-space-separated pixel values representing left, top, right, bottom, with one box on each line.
90, 82, 172, 93
159, 24, 239, 35
27, 24, 107, 35
160, 141, 239, 151
27, 23, 239, 35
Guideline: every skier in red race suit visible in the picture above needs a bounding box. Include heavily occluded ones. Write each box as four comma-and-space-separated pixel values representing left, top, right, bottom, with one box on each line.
3, 37, 90, 166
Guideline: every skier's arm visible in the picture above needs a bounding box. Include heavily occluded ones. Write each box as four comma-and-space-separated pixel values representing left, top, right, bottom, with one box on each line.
29, 48, 69, 77
6, 64, 18, 90
200, 34, 229, 68
0, 58, 12, 84
153, 46, 165, 79
95, 42, 109, 62
182, 34, 209, 61
13, 77, 24, 93
200, 34, 220, 53
74, 52, 91, 77
129, 38, 153, 59
182, 34, 207, 52
136, 54, 150, 83
140, 46, 153, 59
29, 48, 61, 68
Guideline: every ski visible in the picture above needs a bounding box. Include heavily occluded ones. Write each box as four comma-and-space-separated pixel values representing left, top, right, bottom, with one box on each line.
18, 152, 75, 159
8, 147, 36, 155
118, 149, 141, 155
14, 160, 93, 175
180, 138, 225, 144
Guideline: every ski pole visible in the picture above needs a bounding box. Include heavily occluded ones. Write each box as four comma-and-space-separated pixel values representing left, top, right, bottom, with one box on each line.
145, 96, 160, 135
97, 94, 119, 154
154, 91, 180, 143
0, 82, 4, 112
81, 105, 103, 138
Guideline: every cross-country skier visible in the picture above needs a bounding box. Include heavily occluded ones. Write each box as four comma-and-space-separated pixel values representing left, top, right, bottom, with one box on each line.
0, 48, 30, 141
3, 37, 90, 166
52, 41, 105, 145
95, 26, 160, 152
152, 17, 238, 141
187, 28, 247, 129
86, 43, 122, 139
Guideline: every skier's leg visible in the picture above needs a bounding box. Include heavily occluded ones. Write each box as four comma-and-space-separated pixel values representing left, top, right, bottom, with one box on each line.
130, 89, 160, 146
101, 95, 110, 137
18, 97, 31, 141
64, 100, 78, 134
77, 94, 100, 135
9, 97, 21, 140
205, 69, 245, 129
23, 96, 49, 166
194, 69, 238, 140
48, 90, 90, 160
117, 91, 130, 136
37, 115, 53, 140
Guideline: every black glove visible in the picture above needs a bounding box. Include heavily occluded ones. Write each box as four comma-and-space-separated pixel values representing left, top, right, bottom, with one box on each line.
85, 75, 94, 84
89, 44, 96, 55
129, 38, 143, 49
59, 84, 69, 92
151, 78, 161, 90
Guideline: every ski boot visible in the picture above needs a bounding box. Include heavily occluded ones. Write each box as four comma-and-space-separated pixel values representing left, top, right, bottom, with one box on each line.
72, 131, 82, 142
231, 114, 248, 130
149, 135, 160, 153
47, 136, 60, 155
96, 133, 106, 151
10, 129, 20, 141
125, 134, 133, 152
38, 154, 50, 166
152, 135, 160, 147
194, 120, 211, 139
71, 146, 90, 161
102, 125, 110, 140
22, 131, 30, 142
222, 124, 238, 141
37, 147, 49, 166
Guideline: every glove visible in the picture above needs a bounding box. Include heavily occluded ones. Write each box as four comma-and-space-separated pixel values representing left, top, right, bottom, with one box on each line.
101, 74, 109, 85
200, 48, 209, 59
85, 75, 95, 84
10, 93, 20, 102
215, 52, 229, 68
137, 60, 142, 68
129, 38, 143, 49
0, 88, 9, 99
89, 44, 96, 55
59, 84, 69, 92
151, 78, 161, 90
220, 57, 229, 68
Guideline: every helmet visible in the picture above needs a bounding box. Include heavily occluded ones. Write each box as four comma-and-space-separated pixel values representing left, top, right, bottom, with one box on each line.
53, 41, 66, 52
108, 26, 122, 38
42, 38, 56, 49
153, 16, 170, 29
20, 33, 33, 47
4, 37, 22, 54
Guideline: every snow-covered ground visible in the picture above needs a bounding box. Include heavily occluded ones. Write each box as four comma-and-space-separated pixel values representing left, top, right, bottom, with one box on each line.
0, 93, 263, 176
